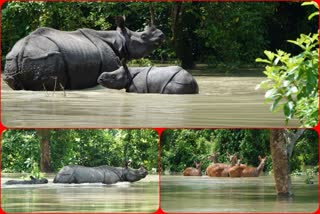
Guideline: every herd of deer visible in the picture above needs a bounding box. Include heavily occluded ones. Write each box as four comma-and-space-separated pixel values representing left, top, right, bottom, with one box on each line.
183, 153, 267, 177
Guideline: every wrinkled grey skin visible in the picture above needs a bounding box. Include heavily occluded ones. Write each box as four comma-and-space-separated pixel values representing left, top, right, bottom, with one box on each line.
4, 18, 164, 90
53, 165, 148, 184
98, 65, 199, 94
5, 176, 48, 185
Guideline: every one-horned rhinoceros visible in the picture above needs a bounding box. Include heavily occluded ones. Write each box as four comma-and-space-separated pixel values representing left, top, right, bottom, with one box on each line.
5, 176, 48, 185
97, 63, 199, 94
4, 17, 164, 90
53, 165, 148, 184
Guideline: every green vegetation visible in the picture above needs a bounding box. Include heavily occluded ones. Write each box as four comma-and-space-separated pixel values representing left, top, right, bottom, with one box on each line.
28, 162, 44, 179
304, 168, 316, 184
2, 2, 316, 69
256, 2, 318, 127
2, 129, 158, 173
161, 129, 318, 175
1, 2, 317, 126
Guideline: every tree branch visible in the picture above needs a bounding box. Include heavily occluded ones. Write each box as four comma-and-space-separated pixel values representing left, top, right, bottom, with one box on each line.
284, 129, 305, 158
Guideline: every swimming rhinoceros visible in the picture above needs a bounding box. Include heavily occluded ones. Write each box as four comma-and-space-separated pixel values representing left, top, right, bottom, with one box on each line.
97, 63, 199, 94
53, 165, 148, 184
4, 176, 48, 185
3, 17, 164, 90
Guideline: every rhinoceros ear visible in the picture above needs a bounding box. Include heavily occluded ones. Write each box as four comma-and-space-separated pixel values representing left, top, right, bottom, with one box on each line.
115, 16, 126, 29
121, 58, 129, 72
124, 159, 131, 168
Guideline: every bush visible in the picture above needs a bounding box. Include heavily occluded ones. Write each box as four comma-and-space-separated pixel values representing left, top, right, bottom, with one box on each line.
256, 3, 318, 127
128, 58, 153, 67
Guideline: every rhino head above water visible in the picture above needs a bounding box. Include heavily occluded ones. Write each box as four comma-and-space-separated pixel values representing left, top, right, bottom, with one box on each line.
112, 16, 165, 60
4, 16, 164, 90
53, 164, 148, 184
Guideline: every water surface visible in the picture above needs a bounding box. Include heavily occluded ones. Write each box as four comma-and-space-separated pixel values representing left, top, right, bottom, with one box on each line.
160, 175, 318, 212
1, 174, 159, 212
1, 75, 299, 128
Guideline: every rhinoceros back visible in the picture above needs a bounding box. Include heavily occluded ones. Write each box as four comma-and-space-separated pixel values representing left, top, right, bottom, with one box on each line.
129, 66, 199, 94
53, 165, 103, 183
4, 28, 67, 90
53, 165, 120, 184
4, 27, 120, 90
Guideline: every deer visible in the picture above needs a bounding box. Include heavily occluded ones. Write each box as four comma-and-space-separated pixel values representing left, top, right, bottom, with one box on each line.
183, 161, 202, 176
229, 158, 246, 177
241, 156, 267, 177
206, 152, 237, 177
229, 156, 267, 177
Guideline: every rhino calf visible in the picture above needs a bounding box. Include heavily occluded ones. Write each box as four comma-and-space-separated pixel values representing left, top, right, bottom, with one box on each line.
53, 165, 147, 184
5, 176, 48, 185
98, 65, 199, 94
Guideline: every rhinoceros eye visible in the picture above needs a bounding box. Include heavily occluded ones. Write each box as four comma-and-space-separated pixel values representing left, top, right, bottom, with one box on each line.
111, 75, 116, 79
141, 33, 147, 40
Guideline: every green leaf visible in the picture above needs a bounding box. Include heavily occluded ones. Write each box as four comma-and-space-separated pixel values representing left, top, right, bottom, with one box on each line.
256, 58, 271, 64
255, 83, 262, 90
287, 65, 299, 75
265, 88, 278, 99
288, 39, 306, 49
282, 80, 290, 87
301, 1, 319, 9
308, 11, 319, 20
285, 86, 298, 97
283, 101, 295, 119
264, 50, 275, 61
306, 72, 317, 95
270, 97, 282, 112
273, 56, 281, 65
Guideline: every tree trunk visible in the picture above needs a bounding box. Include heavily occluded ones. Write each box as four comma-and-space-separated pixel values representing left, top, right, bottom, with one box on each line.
171, 2, 195, 69
149, 3, 155, 25
171, 2, 182, 42
284, 129, 304, 158
36, 129, 52, 173
270, 129, 292, 197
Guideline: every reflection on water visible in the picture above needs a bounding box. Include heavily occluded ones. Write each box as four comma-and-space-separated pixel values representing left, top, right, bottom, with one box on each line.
1, 76, 299, 128
1, 174, 159, 212
160, 176, 318, 212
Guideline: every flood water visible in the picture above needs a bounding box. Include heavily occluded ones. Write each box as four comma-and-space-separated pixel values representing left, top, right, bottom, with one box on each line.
1, 75, 299, 128
1, 174, 159, 212
160, 175, 318, 212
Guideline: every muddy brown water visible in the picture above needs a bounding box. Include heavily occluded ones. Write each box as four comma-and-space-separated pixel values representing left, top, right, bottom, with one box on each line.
160, 175, 318, 212
1, 174, 159, 212
1, 75, 299, 128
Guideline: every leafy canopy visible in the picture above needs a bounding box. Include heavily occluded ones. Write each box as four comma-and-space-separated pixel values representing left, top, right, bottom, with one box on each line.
256, 2, 318, 127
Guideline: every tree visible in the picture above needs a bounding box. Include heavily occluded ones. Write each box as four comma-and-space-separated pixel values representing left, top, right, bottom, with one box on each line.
161, 129, 271, 173
270, 129, 304, 197
36, 129, 52, 173
256, 2, 318, 127
170, 2, 197, 69
2, 129, 158, 173
195, 2, 277, 64
2, 2, 315, 69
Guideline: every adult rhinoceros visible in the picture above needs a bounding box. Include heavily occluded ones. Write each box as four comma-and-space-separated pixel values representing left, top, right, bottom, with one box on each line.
3, 17, 164, 90
53, 165, 148, 184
